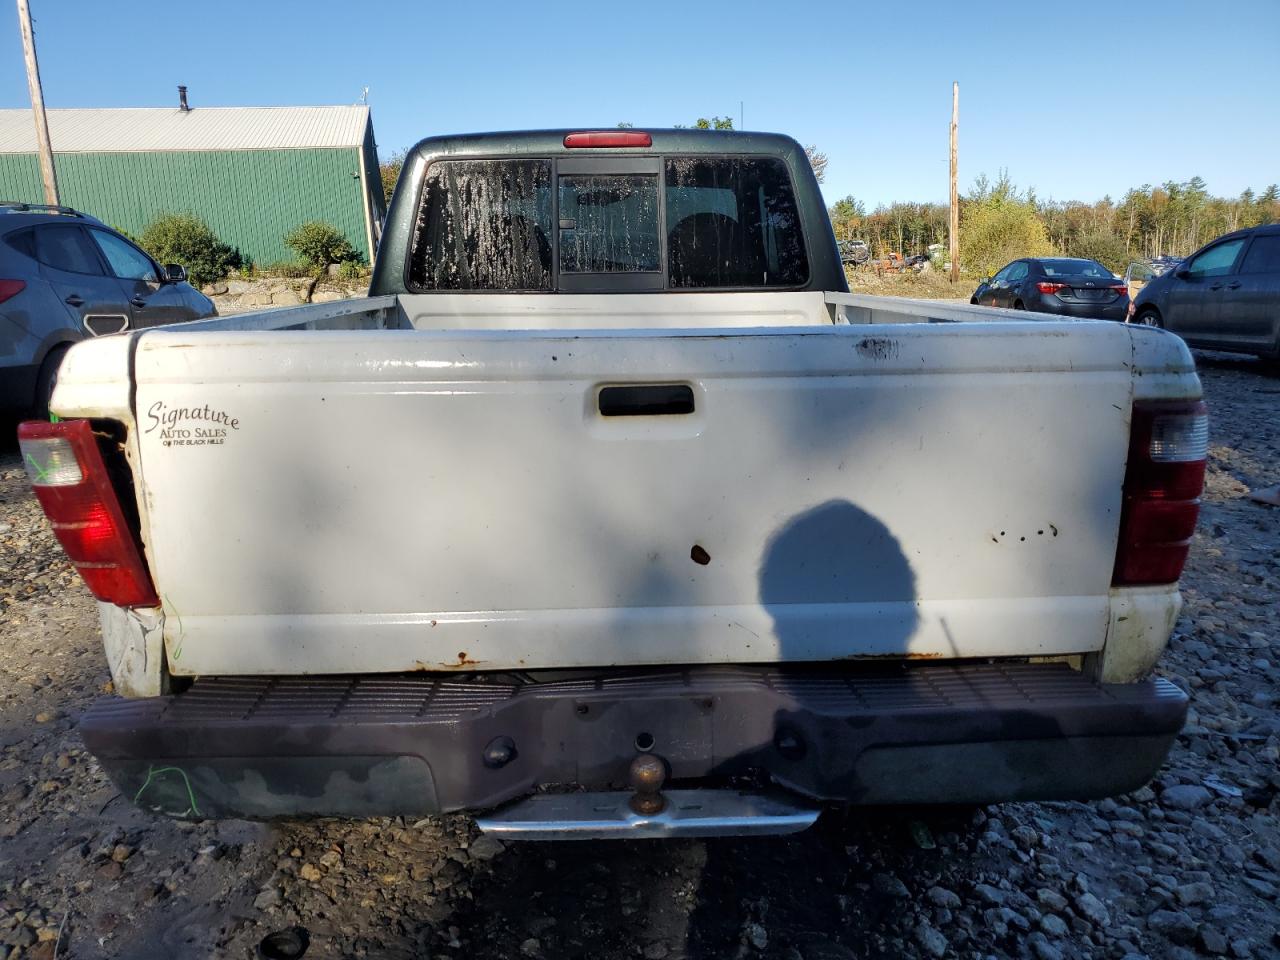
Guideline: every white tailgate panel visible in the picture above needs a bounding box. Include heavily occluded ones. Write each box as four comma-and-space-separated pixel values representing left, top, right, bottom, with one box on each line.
133, 322, 1137, 675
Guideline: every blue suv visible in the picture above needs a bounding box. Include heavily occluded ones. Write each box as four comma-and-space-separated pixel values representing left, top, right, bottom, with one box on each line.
1, 203, 216, 417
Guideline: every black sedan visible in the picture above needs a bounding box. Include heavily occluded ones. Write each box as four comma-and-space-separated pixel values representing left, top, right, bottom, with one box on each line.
971, 258, 1129, 320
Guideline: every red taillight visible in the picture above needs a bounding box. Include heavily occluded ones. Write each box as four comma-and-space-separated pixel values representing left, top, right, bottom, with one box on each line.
1110, 284, 1128, 299
1036, 281, 1068, 295
0, 278, 26, 303
1112, 400, 1208, 586
17, 419, 158, 607
563, 131, 653, 148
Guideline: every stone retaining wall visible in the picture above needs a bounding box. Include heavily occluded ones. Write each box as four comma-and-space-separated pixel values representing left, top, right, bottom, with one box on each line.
201, 276, 369, 315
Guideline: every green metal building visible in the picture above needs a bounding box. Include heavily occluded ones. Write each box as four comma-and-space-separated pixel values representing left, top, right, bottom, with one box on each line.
0, 102, 385, 266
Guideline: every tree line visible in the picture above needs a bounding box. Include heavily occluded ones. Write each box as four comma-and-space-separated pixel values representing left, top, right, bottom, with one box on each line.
829, 172, 1280, 276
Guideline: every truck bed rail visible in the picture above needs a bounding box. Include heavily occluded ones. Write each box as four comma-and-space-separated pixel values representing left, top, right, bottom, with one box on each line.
827, 292, 1082, 325
168, 295, 400, 333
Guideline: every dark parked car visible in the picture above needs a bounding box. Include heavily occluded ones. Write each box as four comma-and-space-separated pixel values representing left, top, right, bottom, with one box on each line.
971, 257, 1129, 320
1, 203, 215, 416
1131, 225, 1280, 359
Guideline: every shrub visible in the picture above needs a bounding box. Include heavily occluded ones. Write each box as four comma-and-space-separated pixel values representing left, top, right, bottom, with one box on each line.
138, 213, 241, 287
284, 221, 358, 267
1068, 228, 1130, 274
337, 260, 367, 282
960, 199, 1054, 279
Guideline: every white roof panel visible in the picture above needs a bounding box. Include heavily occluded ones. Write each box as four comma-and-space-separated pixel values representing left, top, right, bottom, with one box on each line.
0, 105, 370, 154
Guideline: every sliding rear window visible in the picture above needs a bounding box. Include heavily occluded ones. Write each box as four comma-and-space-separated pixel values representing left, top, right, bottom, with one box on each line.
409, 159, 554, 291
665, 157, 807, 288
407, 156, 808, 291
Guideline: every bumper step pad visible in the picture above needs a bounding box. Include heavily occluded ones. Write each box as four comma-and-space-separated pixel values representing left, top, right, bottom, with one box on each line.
80, 663, 1187, 820
476, 789, 820, 840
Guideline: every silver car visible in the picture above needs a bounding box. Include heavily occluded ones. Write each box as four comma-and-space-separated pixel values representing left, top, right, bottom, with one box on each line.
1, 203, 216, 417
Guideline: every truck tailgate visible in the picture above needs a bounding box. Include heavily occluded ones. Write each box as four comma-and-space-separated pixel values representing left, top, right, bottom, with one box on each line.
131, 322, 1138, 675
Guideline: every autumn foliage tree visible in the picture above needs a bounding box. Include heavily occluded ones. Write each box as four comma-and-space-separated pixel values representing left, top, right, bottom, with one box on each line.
380, 150, 406, 205
829, 169, 1279, 277
958, 172, 1054, 278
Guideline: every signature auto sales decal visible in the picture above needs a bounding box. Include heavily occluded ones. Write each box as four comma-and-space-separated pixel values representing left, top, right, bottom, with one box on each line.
145, 401, 240, 448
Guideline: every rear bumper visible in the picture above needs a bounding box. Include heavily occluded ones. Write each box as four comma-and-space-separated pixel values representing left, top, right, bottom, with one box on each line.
80, 662, 1187, 820
1028, 295, 1129, 321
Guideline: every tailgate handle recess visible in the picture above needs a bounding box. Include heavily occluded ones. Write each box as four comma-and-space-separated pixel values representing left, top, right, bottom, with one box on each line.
598, 384, 694, 417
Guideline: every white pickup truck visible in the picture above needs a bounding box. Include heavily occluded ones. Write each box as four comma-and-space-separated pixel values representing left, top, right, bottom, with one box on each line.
20, 130, 1204, 839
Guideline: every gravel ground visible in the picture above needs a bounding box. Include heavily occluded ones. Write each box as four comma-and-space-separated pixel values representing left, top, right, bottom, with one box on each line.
0, 352, 1277, 960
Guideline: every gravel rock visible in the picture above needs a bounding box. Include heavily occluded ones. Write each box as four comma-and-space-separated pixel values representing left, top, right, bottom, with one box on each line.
871, 872, 910, 898
912, 921, 947, 958
972, 882, 1006, 905
1229, 937, 1253, 958
1028, 933, 1065, 960
1039, 913, 1069, 937
1175, 881, 1215, 906
1036, 888, 1069, 912
467, 835, 506, 861
95, 860, 123, 880
298, 863, 322, 882
1148, 909, 1199, 945
926, 885, 960, 909
252, 887, 281, 910
1074, 891, 1110, 927
1199, 926, 1229, 956
8, 928, 36, 948
1161, 785, 1213, 810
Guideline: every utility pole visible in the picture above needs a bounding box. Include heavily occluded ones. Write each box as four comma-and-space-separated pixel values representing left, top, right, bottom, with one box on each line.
948, 81, 959, 283
16, 0, 59, 206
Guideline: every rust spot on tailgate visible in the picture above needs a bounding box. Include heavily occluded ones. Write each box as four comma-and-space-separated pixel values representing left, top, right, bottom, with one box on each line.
411, 652, 486, 670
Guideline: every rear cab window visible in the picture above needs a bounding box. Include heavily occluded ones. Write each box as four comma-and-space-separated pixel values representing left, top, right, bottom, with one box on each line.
559, 172, 661, 277
666, 157, 807, 288
410, 160, 553, 291
408, 155, 809, 292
